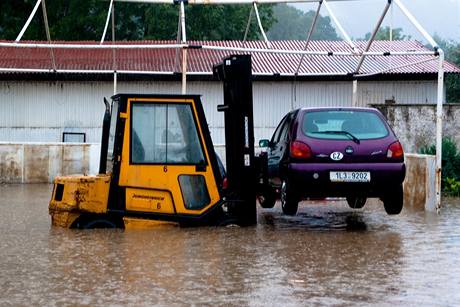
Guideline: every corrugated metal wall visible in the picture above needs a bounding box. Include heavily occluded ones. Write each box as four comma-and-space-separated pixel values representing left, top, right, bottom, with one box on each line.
0, 79, 439, 145
355, 80, 440, 106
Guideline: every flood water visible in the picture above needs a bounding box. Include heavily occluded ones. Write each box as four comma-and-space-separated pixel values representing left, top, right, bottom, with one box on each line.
1, 184, 459, 305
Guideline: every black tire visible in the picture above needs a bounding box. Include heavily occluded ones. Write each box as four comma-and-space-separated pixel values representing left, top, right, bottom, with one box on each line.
346, 196, 367, 209
83, 219, 117, 229
258, 187, 276, 209
73, 214, 123, 229
281, 179, 298, 215
383, 184, 404, 215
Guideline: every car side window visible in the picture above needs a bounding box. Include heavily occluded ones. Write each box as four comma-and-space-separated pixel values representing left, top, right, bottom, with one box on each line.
271, 115, 289, 144
279, 116, 291, 142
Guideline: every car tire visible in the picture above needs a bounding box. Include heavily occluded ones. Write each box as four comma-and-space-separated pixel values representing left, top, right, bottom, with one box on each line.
258, 187, 276, 209
281, 179, 298, 215
383, 184, 404, 215
346, 196, 367, 209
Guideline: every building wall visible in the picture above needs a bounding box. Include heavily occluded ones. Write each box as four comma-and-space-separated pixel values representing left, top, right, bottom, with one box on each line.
0, 79, 439, 145
355, 80, 441, 106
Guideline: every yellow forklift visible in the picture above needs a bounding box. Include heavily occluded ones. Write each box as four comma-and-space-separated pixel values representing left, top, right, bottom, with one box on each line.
49, 55, 259, 228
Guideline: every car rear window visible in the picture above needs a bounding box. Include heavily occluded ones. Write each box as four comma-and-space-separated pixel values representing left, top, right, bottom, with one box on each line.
302, 110, 389, 140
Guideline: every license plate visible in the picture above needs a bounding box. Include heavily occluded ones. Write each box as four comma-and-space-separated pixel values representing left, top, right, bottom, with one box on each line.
329, 171, 371, 182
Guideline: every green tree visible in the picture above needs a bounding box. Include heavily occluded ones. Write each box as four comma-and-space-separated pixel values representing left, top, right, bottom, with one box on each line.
363, 26, 411, 41
267, 4, 339, 40
144, 4, 274, 40
0, 1, 274, 41
433, 35, 460, 103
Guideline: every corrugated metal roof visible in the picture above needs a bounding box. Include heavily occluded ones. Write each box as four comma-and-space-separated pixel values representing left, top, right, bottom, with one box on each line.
0, 40, 458, 76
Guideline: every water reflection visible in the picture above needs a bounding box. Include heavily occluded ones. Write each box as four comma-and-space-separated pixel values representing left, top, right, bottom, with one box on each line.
0, 185, 459, 305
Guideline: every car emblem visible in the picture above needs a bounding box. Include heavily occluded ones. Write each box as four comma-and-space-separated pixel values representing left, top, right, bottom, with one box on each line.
330, 152, 343, 161
345, 146, 354, 154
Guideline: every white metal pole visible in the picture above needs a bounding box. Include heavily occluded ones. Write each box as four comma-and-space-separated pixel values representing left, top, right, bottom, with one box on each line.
355, 1, 391, 73
435, 50, 445, 211
0, 40, 437, 57
0, 41, 186, 49
390, 0, 393, 41
112, 2, 117, 95
322, 0, 359, 54
352, 79, 358, 106
393, 0, 438, 49
242, 5, 254, 46
41, 0, 57, 72
253, 3, 272, 48
295, 1, 322, 75
101, 0, 115, 44
355, 57, 437, 78
15, 0, 42, 42
180, 1, 187, 94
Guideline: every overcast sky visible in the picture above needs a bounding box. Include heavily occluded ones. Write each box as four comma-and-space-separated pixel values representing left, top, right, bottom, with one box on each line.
292, 0, 460, 43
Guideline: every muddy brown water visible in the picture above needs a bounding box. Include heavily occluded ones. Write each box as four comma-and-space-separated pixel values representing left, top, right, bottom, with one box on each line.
1, 184, 459, 306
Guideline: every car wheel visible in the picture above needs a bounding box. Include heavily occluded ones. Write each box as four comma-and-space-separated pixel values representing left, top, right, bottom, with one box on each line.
346, 196, 367, 209
383, 184, 404, 215
281, 180, 298, 215
258, 187, 276, 209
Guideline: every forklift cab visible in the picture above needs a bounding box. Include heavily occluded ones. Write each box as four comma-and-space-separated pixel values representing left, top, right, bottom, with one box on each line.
50, 94, 226, 228
107, 94, 224, 217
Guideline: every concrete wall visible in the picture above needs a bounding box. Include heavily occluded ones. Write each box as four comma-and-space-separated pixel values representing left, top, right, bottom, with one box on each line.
0, 143, 100, 183
404, 154, 437, 212
373, 104, 460, 153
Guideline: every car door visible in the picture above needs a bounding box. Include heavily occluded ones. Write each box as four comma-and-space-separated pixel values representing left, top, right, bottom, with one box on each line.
268, 114, 291, 187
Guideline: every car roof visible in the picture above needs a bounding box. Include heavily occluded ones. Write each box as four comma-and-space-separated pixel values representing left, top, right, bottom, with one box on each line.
297, 106, 380, 113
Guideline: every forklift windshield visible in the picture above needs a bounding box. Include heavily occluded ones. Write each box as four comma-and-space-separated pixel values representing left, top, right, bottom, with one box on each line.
131, 103, 205, 165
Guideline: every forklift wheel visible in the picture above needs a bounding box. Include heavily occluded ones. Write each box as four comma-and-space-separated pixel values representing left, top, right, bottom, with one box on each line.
82, 219, 118, 229
218, 218, 241, 227
73, 215, 124, 229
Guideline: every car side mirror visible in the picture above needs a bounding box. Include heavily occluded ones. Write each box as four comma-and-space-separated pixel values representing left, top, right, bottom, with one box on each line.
259, 139, 270, 148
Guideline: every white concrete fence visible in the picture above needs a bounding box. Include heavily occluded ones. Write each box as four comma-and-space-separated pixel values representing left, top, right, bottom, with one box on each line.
0, 142, 100, 183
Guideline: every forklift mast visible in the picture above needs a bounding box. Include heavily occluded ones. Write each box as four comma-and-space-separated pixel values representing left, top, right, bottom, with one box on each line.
214, 55, 257, 226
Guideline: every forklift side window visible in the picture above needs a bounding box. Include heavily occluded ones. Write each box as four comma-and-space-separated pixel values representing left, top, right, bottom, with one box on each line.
131, 103, 206, 165
106, 101, 119, 173
178, 175, 210, 210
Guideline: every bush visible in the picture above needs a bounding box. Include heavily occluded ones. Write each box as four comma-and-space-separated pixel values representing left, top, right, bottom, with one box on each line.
419, 137, 460, 195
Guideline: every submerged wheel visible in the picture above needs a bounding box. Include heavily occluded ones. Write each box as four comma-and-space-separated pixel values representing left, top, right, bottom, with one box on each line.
281, 180, 298, 216
383, 184, 404, 215
73, 214, 124, 229
258, 187, 276, 209
346, 196, 367, 209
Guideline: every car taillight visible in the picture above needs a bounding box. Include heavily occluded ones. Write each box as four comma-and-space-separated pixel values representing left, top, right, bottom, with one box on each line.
222, 177, 228, 189
290, 141, 312, 159
387, 141, 404, 159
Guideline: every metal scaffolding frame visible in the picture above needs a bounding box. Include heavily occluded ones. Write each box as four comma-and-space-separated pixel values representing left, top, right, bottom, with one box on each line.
0, 0, 446, 210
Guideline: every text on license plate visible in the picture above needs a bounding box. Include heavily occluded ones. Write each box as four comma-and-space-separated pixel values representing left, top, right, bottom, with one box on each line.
329, 171, 371, 182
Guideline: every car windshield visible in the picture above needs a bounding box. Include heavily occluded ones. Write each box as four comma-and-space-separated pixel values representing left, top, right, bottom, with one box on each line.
302, 110, 389, 140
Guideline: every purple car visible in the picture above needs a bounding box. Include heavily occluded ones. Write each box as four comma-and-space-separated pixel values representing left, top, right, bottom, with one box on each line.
258, 107, 405, 215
